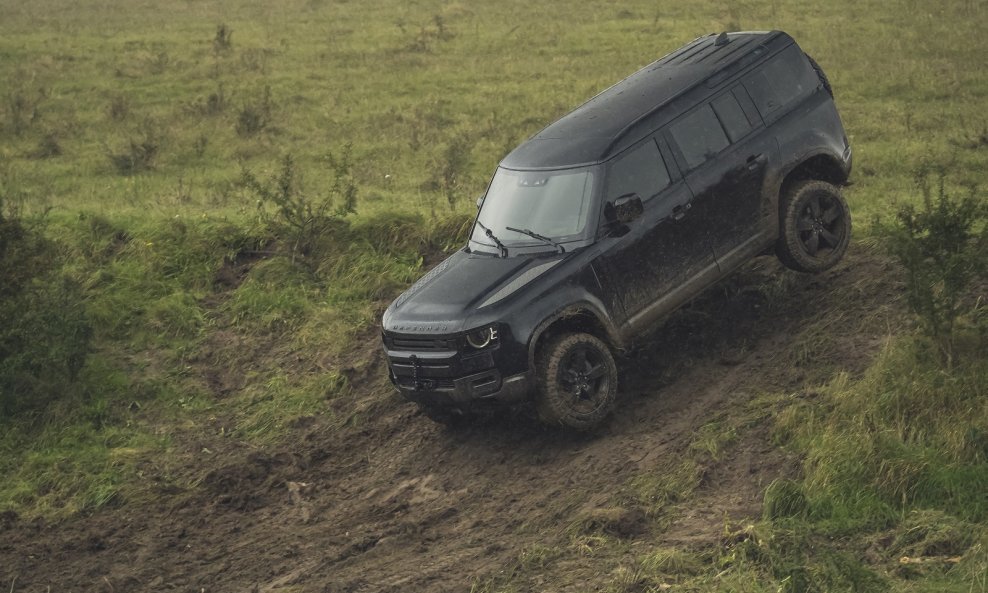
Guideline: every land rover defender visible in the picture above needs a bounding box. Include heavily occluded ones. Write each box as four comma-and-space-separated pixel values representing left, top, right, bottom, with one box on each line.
382, 31, 852, 429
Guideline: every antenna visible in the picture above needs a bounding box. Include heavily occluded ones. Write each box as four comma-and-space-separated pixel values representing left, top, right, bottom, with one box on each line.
714, 31, 730, 47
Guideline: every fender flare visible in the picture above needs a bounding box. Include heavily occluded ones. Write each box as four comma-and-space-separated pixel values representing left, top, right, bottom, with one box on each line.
526, 301, 625, 371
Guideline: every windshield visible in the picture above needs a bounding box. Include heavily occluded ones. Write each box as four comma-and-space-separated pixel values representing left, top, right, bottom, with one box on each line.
470, 166, 598, 255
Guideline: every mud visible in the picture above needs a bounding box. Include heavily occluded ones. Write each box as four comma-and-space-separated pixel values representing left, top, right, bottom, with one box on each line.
0, 249, 902, 592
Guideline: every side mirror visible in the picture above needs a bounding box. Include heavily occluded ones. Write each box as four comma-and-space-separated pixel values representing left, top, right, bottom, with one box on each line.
476, 195, 485, 209
607, 193, 644, 224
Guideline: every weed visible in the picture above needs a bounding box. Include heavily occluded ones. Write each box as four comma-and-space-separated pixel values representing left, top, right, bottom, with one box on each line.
213, 23, 233, 53
878, 167, 987, 365
627, 459, 703, 516
762, 478, 809, 520
193, 133, 209, 158
107, 94, 130, 121
780, 338, 988, 524
31, 130, 63, 159
240, 47, 273, 73
106, 119, 161, 175
688, 418, 738, 461
241, 148, 357, 265
406, 14, 455, 52
236, 85, 273, 136
887, 510, 980, 559
952, 122, 988, 150
146, 51, 170, 75
0, 213, 91, 417
425, 133, 472, 210
517, 543, 562, 570
638, 547, 704, 578
3, 86, 47, 136
186, 82, 227, 116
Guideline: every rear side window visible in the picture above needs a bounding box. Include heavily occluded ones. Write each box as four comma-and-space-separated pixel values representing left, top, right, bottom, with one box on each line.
669, 104, 729, 170
605, 139, 671, 202
744, 46, 819, 118
711, 92, 753, 143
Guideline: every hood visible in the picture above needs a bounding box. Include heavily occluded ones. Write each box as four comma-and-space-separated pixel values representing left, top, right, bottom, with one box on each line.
383, 249, 564, 334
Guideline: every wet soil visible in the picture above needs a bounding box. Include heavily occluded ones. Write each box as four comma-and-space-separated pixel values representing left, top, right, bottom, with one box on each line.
0, 248, 903, 592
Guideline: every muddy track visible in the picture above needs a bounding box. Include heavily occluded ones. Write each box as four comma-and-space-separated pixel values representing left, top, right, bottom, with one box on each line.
0, 249, 901, 592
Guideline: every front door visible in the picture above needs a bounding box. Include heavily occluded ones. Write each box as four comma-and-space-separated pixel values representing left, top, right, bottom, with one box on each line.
593, 137, 717, 330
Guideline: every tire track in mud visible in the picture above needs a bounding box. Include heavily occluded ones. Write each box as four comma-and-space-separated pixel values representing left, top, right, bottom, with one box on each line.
0, 249, 902, 592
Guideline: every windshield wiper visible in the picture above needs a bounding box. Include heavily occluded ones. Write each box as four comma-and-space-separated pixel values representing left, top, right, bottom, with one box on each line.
475, 219, 508, 258
505, 226, 566, 254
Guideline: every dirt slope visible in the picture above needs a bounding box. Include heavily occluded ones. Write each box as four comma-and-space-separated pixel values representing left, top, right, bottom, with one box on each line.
0, 249, 901, 592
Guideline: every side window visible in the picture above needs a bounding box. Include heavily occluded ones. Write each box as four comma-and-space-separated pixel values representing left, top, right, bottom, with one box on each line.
605, 139, 671, 202
744, 46, 819, 119
669, 104, 729, 170
712, 92, 752, 142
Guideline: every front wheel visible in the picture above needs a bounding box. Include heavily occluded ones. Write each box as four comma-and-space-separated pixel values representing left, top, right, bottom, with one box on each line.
535, 332, 617, 430
776, 180, 851, 273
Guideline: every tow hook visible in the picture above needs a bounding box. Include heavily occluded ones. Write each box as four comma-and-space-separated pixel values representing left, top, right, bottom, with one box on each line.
410, 354, 423, 391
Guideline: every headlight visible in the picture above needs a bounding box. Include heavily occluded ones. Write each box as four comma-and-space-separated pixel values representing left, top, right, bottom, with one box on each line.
465, 325, 499, 350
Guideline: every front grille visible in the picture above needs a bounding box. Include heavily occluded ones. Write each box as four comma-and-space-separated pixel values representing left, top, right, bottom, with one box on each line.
391, 360, 452, 377
389, 336, 457, 351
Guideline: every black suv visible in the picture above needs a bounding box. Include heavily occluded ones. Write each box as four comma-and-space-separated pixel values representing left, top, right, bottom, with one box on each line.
382, 31, 852, 429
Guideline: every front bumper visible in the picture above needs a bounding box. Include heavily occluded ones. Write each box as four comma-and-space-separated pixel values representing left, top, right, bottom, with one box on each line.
383, 331, 532, 407
392, 369, 533, 406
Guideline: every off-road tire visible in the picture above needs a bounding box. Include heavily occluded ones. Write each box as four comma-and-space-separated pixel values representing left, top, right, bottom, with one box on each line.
535, 332, 617, 430
776, 180, 851, 273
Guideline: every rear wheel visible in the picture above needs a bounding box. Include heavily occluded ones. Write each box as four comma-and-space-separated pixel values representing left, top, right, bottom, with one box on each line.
776, 180, 851, 273
536, 332, 617, 430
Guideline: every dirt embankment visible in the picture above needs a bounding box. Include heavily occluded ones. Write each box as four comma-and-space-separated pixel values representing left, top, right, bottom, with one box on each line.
0, 249, 900, 592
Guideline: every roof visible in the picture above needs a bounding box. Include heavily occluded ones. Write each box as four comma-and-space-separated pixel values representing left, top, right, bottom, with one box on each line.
500, 30, 792, 170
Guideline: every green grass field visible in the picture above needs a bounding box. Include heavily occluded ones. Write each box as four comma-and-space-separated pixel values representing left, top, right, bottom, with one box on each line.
1, 0, 986, 590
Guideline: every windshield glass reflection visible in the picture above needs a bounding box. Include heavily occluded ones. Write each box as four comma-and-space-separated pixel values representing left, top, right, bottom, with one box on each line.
470, 166, 597, 255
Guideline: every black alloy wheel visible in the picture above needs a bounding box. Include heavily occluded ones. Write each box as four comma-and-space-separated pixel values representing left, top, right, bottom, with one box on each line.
777, 180, 851, 273
536, 332, 617, 430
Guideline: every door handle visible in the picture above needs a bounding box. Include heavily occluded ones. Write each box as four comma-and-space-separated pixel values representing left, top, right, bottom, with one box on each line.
671, 202, 691, 221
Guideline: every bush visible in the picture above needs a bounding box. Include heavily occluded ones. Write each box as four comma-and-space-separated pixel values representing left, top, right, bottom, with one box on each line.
879, 168, 987, 365
241, 148, 357, 266
106, 119, 161, 175
213, 23, 233, 53
0, 212, 91, 417
3, 86, 47, 137
235, 86, 272, 137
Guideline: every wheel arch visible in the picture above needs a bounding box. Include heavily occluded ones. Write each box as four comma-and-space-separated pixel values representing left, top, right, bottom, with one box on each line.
528, 304, 623, 371
779, 153, 849, 204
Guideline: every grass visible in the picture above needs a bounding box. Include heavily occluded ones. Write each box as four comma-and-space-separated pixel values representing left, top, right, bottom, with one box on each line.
0, 0, 986, 589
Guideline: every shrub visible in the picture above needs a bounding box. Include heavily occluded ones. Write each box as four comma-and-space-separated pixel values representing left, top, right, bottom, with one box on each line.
186, 82, 227, 117
3, 86, 47, 137
0, 212, 91, 417
107, 94, 129, 121
435, 135, 471, 210
106, 119, 161, 175
235, 86, 272, 137
879, 168, 987, 365
213, 23, 233, 53
241, 147, 357, 266
405, 14, 455, 52
31, 130, 63, 159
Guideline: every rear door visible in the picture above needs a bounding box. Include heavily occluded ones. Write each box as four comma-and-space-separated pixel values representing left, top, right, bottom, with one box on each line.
665, 88, 778, 263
